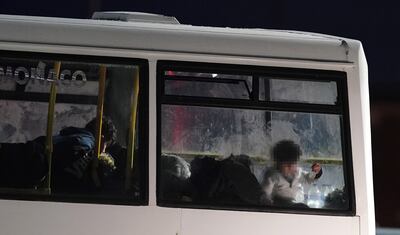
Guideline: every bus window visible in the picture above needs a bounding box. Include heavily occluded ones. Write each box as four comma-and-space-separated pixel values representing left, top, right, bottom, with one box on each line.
0, 52, 148, 205
164, 71, 252, 99
260, 78, 338, 105
158, 61, 353, 214
0, 57, 51, 190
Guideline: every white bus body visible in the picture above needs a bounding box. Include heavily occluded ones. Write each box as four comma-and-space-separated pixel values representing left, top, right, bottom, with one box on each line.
0, 13, 374, 235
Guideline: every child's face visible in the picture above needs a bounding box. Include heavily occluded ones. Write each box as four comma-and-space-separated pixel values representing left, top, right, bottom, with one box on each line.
279, 162, 298, 179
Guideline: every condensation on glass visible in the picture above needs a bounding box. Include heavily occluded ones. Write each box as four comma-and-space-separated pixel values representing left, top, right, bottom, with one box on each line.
260, 77, 338, 105
159, 64, 350, 212
164, 71, 252, 99
0, 55, 145, 203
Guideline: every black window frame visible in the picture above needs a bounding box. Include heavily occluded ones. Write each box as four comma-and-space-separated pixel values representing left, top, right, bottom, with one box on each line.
0, 50, 149, 206
157, 60, 355, 216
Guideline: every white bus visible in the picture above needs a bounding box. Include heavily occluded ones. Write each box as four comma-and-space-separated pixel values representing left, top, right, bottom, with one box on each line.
0, 12, 374, 235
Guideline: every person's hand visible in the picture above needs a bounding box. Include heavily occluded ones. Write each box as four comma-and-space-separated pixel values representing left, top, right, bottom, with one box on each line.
311, 162, 321, 173
311, 162, 323, 179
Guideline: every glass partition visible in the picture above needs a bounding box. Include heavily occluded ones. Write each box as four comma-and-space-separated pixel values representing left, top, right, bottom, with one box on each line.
260, 78, 338, 105
0, 52, 148, 204
164, 71, 252, 99
158, 62, 352, 214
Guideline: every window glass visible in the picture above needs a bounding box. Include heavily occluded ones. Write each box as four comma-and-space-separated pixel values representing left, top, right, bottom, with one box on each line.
0, 54, 146, 204
0, 57, 53, 191
0, 58, 96, 95
160, 105, 348, 210
0, 103, 50, 190
52, 63, 142, 200
0, 101, 49, 143
260, 78, 338, 105
159, 62, 352, 214
164, 71, 252, 99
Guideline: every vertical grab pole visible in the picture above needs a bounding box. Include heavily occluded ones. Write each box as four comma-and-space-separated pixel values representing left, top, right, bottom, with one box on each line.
92, 65, 107, 187
125, 68, 140, 190
95, 66, 107, 157
45, 61, 61, 192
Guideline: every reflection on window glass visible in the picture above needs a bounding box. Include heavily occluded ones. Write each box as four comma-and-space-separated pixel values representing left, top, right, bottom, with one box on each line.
50, 64, 142, 200
0, 101, 49, 143
160, 105, 348, 210
0, 55, 145, 204
164, 71, 252, 99
0, 102, 49, 189
0, 58, 96, 95
53, 104, 97, 135
260, 78, 338, 105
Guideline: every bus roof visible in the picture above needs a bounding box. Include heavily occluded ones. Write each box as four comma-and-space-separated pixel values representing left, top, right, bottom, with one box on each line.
0, 14, 360, 62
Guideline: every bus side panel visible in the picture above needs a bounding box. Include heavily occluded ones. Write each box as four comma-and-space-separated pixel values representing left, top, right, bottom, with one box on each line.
181, 209, 359, 235
346, 43, 375, 235
0, 200, 180, 235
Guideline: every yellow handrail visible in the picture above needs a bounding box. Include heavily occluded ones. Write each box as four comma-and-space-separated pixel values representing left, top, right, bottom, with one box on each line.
92, 65, 107, 187
95, 65, 107, 157
125, 68, 140, 190
45, 61, 61, 192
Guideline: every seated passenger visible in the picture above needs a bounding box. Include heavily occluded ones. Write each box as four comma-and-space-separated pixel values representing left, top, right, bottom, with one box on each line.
51, 116, 117, 193
159, 154, 191, 201
210, 154, 266, 205
190, 154, 266, 206
0, 116, 117, 192
262, 140, 322, 207
323, 187, 349, 210
189, 156, 220, 202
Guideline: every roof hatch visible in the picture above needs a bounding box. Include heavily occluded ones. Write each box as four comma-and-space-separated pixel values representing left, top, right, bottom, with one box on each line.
91, 11, 180, 24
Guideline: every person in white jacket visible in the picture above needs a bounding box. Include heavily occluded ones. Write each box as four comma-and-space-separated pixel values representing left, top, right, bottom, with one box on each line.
262, 140, 322, 207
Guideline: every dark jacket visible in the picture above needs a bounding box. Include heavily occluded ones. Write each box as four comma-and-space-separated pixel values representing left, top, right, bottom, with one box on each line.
190, 155, 265, 206
51, 127, 95, 192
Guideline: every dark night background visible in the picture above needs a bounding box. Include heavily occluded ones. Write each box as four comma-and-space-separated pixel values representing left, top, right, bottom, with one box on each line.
1, 0, 399, 228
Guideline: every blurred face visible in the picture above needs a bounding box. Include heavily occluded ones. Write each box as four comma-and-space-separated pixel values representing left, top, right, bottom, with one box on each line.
279, 162, 298, 180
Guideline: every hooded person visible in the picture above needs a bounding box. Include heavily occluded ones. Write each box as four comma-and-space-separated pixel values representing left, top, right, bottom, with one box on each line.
0, 116, 117, 191
261, 140, 322, 207
51, 116, 117, 193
